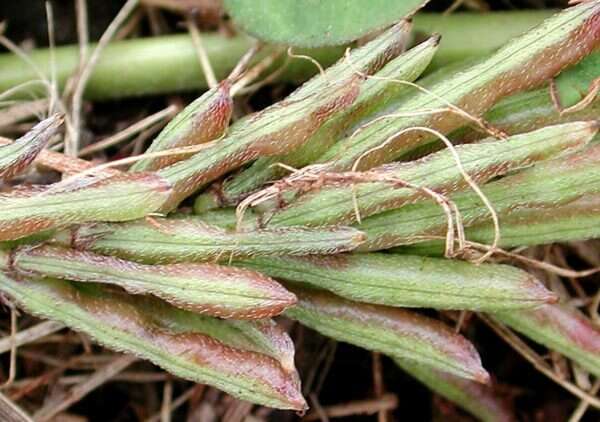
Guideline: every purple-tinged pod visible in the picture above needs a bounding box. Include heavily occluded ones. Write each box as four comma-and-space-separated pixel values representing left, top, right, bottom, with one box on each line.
53, 217, 365, 264
0, 273, 307, 410
194, 33, 441, 212
493, 303, 600, 377
0, 172, 171, 241
6, 245, 296, 319
131, 80, 233, 172
317, 1, 600, 171
0, 114, 63, 181
285, 287, 489, 382
155, 20, 416, 210
156, 74, 359, 211
395, 359, 515, 422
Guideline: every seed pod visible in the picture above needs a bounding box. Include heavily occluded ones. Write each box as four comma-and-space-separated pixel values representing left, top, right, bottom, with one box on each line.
317, 1, 600, 171
156, 21, 420, 210
53, 217, 365, 264
6, 245, 296, 319
358, 144, 600, 251
195, 34, 440, 212
239, 253, 556, 311
285, 287, 489, 382
395, 359, 515, 422
0, 172, 171, 241
0, 273, 306, 410
131, 81, 233, 172
0, 114, 63, 181
264, 121, 595, 227
466, 194, 600, 249
452, 51, 600, 142
493, 304, 600, 377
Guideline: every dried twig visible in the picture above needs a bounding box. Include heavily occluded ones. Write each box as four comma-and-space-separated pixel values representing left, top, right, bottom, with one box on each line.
33, 354, 137, 421
0, 321, 64, 354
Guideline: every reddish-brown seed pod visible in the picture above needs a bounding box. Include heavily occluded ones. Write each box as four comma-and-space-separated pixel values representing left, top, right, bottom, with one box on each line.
286, 287, 490, 382
0, 273, 307, 410
131, 80, 233, 172
0, 172, 171, 241
0, 114, 63, 181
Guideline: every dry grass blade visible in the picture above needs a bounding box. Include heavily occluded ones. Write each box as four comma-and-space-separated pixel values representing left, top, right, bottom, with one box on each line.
0, 391, 33, 422
69, 0, 139, 155
78, 104, 178, 157
0, 321, 64, 354
32, 354, 137, 421
303, 394, 398, 421
480, 315, 600, 410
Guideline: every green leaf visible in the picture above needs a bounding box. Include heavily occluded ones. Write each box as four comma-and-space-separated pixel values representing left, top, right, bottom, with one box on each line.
0, 172, 171, 241
195, 33, 440, 212
358, 144, 600, 252
493, 304, 600, 378
264, 121, 595, 227
53, 217, 365, 264
224, 0, 428, 47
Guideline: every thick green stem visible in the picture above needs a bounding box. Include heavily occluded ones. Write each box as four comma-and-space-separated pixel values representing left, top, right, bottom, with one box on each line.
0, 12, 553, 100
0, 34, 343, 100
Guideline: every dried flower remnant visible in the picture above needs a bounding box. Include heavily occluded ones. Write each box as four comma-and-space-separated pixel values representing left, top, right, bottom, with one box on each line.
358, 144, 600, 251
263, 121, 596, 227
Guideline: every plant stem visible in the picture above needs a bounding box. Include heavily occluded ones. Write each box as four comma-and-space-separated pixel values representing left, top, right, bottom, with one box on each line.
0, 12, 554, 100
0, 34, 342, 101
